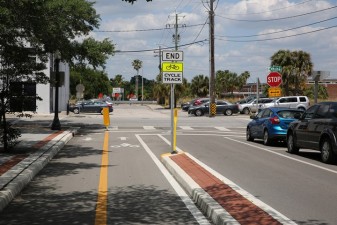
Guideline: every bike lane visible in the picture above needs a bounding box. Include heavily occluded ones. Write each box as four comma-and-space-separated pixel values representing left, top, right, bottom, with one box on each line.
103, 130, 209, 225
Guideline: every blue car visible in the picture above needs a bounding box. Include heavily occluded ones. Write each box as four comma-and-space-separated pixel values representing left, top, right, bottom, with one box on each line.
246, 107, 303, 145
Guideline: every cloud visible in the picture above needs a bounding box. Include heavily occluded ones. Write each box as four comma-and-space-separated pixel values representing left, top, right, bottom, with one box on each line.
90, 0, 337, 83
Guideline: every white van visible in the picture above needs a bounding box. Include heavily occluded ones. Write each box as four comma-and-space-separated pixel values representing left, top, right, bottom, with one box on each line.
262, 96, 310, 111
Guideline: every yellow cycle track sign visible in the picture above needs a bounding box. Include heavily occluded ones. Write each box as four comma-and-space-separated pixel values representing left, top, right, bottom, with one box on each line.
162, 62, 183, 72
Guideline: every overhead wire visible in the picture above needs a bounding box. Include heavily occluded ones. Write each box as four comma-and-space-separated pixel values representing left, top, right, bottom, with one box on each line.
114, 39, 208, 53
216, 5, 337, 22
216, 25, 337, 42
224, 0, 314, 16
217, 16, 337, 38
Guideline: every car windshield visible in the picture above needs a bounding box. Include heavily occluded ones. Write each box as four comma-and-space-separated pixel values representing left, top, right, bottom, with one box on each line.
277, 110, 302, 119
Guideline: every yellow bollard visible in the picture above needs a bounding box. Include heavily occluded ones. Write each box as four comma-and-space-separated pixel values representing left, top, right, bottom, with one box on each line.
173, 108, 178, 152
102, 107, 110, 130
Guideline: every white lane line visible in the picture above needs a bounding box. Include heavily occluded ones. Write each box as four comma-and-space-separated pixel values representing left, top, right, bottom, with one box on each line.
179, 126, 194, 130
135, 134, 210, 225
225, 137, 337, 175
215, 127, 231, 131
143, 126, 156, 130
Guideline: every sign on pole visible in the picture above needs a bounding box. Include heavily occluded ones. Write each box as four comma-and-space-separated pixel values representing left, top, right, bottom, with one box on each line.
162, 62, 183, 84
162, 51, 183, 62
268, 65, 282, 72
267, 72, 282, 87
268, 87, 282, 97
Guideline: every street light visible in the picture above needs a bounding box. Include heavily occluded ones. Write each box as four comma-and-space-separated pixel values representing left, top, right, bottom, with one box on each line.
51, 51, 61, 130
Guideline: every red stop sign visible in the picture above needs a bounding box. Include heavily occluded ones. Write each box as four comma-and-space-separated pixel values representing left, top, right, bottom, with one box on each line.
267, 72, 282, 87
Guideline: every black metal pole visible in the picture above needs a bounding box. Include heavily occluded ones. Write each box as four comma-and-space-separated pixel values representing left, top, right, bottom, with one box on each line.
51, 56, 61, 130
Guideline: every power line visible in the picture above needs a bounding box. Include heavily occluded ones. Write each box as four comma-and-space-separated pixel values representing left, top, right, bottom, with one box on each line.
217, 16, 337, 38
93, 23, 205, 33
216, 5, 337, 22
216, 25, 337, 42
114, 39, 208, 53
224, 0, 314, 16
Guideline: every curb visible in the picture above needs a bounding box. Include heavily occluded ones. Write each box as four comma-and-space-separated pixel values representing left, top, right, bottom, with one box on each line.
162, 152, 297, 225
161, 153, 239, 225
0, 128, 78, 212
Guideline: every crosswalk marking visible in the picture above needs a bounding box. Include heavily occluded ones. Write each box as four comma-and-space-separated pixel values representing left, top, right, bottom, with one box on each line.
143, 126, 156, 130
215, 127, 231, 131
179, 126, 194, 130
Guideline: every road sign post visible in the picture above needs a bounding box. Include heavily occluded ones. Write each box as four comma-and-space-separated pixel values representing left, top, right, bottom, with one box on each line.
267, 71, 282, 97
267, 72, 282, 87
161, 51, 184, 154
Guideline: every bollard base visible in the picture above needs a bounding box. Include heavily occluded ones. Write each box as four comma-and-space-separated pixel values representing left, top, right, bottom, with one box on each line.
171, 151, 178, 154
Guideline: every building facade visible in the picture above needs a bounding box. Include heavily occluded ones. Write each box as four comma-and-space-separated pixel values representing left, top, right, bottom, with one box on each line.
36, 55, 70, 114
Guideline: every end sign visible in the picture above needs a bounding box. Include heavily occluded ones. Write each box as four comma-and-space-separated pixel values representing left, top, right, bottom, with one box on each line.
162, 51, 183, 61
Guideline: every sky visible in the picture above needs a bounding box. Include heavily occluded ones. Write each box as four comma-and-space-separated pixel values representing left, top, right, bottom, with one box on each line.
90, 0, 337, 84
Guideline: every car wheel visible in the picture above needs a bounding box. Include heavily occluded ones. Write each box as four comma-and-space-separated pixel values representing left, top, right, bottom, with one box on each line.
194, 109, 204, 116
224, 109, 233, 116
243, 107, 250, 115
246, 128, 254, 141
320, 138, 335, 164
263, 130, 271, 146
287, 132, 299, 154
73, 108, 80, 114
298, 107, 306, 111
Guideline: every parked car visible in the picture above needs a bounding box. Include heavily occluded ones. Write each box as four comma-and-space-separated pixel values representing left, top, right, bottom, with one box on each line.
181, 97, 209, 111
181, 98, 198, 111
287, 102, 337, 164
246, 107, 303, 145
238, 98, 273, 114
70, 99, 113, 114
188, 100, 239, 116
262, 96, 310, 111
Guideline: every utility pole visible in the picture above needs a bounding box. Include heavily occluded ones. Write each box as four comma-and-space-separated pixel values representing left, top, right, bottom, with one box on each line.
209, 0, 216, 117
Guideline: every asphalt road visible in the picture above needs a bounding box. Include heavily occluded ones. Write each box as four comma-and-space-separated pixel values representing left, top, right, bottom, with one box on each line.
1, 104, 337, 225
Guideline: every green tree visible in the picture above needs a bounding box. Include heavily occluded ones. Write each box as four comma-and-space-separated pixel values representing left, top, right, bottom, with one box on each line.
215, 70, 239, 97
70, 68, 111, 99
0, 0, 114, 151
132, 59, 142, 99
153, 74, 169, 105
304, 84, 328, 99
270, 50, 313, 96
190, 74, 209, 97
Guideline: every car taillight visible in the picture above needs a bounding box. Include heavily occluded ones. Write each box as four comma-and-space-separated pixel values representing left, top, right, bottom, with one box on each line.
269, 116, 280, 124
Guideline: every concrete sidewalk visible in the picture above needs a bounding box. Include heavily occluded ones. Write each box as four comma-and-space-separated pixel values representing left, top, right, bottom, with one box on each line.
0, 114, 78, 211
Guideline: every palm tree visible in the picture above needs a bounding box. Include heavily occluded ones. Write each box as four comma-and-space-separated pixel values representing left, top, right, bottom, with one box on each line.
190, 74, 209, 97
270, 50, 313, 96
132, 59, 142, 99
153, 74, 169, 105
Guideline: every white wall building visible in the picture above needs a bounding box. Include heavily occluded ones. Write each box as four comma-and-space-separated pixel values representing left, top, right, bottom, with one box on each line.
36, 54, 70, 114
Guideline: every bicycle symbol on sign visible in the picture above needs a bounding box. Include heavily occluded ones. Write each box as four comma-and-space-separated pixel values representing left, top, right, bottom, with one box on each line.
111, 143, 140, 148
166, 64, 180, 71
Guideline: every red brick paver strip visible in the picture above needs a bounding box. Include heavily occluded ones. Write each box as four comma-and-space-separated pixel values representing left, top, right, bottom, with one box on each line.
170, 153, 282, 225
0, 130, 64, 176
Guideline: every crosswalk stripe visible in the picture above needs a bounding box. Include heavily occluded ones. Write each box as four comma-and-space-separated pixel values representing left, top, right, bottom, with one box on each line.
179, 126, 194, 130
143, 126, 156, 130
215, 127, 231, 131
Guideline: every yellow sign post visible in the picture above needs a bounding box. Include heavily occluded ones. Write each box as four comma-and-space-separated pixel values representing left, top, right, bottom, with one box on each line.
172, 108, 178, 153
102, 107, 110, 130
